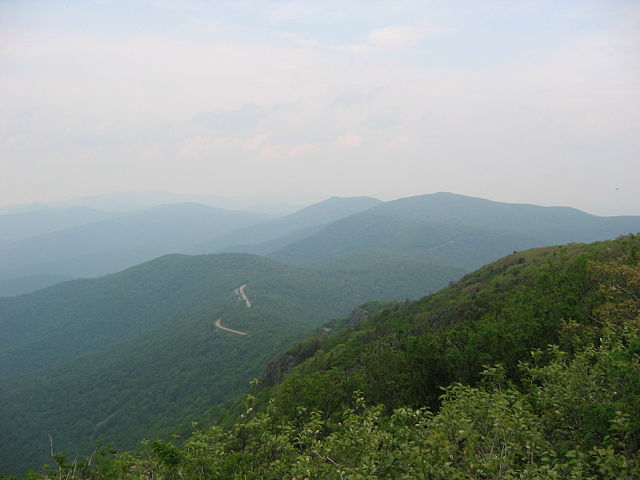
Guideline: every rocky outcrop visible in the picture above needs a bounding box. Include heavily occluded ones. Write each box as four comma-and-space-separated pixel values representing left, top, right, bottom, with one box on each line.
348, 307, 370, 329
261, 354, 297, 386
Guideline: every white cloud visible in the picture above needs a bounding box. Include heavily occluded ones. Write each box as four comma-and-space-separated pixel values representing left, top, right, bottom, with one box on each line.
268, 2, 344, 22
277, 22, 444, 55
244, 134, 269, 150
337, 43, 376, 55
335, 134, 363, 148
332, 88, 383, 107
336, 23, 455, 54
287, 143, 318, 157
366, 25, 426, 49
388, 135, 410, 147
278, 33, 320, 48
194, 104, 266, 131
179, 136, 217, 156
180, 134, 268, 156
259, 142, 318, 159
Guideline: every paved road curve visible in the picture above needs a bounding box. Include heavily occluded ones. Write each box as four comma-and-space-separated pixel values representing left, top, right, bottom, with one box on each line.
235, 284, 252, 308
215, 284, 253, 335
214, 318, 248, 335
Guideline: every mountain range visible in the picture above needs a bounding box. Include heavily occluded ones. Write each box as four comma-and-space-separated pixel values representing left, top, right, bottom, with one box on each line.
1, 191, 639, 475
271, 192, 640, 269
2, 192, 639, 297
0, 204, 269, 293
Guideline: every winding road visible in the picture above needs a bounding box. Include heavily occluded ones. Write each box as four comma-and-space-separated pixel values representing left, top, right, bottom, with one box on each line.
235, 284, 252, 308
214, 318, 248, 335
215, 284, 252, 335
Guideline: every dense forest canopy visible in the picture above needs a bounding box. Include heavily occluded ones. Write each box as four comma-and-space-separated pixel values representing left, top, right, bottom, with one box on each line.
3, 235, 638, 479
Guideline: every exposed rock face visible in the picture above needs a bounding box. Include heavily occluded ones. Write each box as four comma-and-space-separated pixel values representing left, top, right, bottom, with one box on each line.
262, 354, 297, 386
348, 307, 370, 329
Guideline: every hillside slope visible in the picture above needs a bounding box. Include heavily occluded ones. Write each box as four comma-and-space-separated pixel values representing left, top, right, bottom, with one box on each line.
0, 247, 453, 475
262, 235, 640, 417
10, 235, 639, 479
0, 253, 279, 379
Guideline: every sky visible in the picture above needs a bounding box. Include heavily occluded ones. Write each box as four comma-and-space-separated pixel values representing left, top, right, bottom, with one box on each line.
1, 0, 639, 215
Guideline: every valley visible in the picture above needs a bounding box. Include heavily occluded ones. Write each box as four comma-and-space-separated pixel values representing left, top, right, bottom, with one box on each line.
1, 192, 639, 476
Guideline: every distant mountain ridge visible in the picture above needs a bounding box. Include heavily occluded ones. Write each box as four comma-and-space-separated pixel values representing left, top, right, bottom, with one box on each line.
0, 196, 380, 296
190, 195, 382, 254
270, 192, 640, 269
0, 206, 120, 247
0, 191, 303, 216
1, 192, 638, 297
371, 192, 640, 244
0, 203, 270, 287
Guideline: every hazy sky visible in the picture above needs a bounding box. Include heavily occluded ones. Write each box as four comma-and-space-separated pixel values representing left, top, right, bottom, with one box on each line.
1, 0, 639, 215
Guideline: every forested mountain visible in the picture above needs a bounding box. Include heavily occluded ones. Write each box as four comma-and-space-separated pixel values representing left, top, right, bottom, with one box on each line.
271, 213, 541, 270
271, 192, 640, 269
190, 195, 381, 254
0, 248, 459, 475
372, 192, 640, 244
7, 235, 639, 479
2, 193, 639, 477
260, 237, 640, 415
0, 203, 270, 288
1, 253, 265, 378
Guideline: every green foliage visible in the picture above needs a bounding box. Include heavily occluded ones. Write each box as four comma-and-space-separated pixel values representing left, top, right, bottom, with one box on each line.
5, 235, 640, 478
1, 253, 426, 475
17, 322, 640, 479
258, 236, 640, 421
